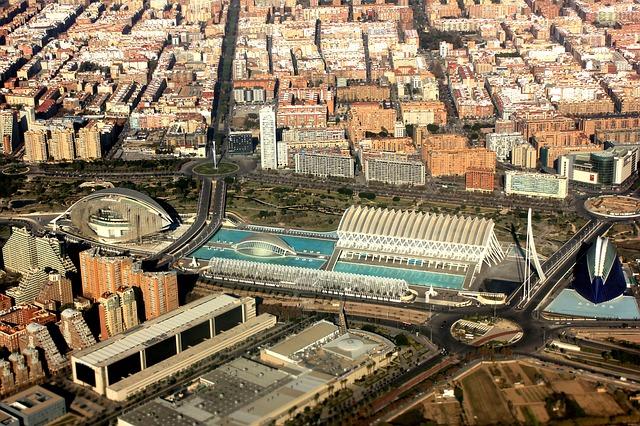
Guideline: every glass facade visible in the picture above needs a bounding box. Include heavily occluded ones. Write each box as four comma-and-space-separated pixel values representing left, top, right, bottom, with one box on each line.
590, 152, 615, 185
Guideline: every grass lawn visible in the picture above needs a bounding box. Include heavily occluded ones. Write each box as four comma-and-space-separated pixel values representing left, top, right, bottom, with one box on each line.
193, 161, 239, 176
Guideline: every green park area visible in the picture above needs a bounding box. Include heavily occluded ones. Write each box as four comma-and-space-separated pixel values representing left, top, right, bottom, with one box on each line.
0, 176, 201, 214
226, 180, 584, 255
193, 162, 239, 176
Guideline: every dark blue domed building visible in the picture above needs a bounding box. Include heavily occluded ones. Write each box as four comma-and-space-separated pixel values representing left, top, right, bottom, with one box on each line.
574, 237, 627, 304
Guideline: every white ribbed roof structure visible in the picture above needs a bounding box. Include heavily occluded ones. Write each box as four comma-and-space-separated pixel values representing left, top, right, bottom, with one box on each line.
337, 206, 504, 269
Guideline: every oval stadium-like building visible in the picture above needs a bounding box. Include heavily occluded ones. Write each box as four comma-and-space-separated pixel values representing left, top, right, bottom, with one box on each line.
574, 237, 627, 304
66, 188, 176, 243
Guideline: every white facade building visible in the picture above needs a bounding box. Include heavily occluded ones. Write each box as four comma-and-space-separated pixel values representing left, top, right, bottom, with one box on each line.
259, 106, 278, 169
557, 147, 637, 186
364, 156, 425, 186
485, 132, 526, 162
504, 171, 568, 199
294, 152, 355, 178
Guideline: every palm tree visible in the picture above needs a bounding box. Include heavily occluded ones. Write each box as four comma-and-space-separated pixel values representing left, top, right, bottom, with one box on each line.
288, 405, 297, 419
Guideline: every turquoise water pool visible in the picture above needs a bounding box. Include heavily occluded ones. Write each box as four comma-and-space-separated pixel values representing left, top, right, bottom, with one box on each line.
206, 228, 336, 256
193, 246, 325, 269
333, 261, 465, 289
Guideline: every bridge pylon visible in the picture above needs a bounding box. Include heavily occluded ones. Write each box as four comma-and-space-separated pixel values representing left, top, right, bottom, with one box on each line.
522, 208, 546, 304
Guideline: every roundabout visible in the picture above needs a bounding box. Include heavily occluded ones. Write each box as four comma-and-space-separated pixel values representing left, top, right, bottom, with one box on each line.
1, 164, 29, 176
450, 316, 523, 347
192, 161, 239, 177
584, 195, 640, 219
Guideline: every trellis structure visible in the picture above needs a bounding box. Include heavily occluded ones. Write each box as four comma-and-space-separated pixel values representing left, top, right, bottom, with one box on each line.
205, 257, 411, 302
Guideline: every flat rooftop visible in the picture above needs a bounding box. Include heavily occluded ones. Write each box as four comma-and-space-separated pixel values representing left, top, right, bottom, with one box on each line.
1, 385, 63, 415
119, 357, 296, 426
200, 356, 289, 389
119, 323, 396, 426
73, 294, 240, 367
322, 332, 381, 361
0, 411, 18, 425
108, 315, 276, 394
268, 320, 338, 358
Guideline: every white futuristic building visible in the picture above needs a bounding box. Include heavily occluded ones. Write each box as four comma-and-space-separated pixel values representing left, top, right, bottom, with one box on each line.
337, 206, 504, 272
51, 188, 177, 243
233, 233, 296, 257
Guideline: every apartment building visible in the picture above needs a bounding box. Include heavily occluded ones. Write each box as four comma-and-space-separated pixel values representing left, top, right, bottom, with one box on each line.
1, 227, 75, 276
59, 308, 96, 351
400, 101, 447, 127
511, 143, 538, 169
364, 155, 425, 186
294, 152, 354, 178
485, 132, 527, 162
426, 147, 496, 177
465, 168, 495, 192
24, 129, 48, 162
98, 287, 139, 340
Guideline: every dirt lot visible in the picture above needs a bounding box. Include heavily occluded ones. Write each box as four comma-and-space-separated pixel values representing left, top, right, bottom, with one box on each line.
421, 401, 462, 425
392, 359, 639, 425
576, 329, 640, 345
460, 367, 512, 424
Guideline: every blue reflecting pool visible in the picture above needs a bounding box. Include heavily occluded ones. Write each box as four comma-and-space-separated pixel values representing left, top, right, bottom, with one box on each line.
206, 228, 336, 256
192, 246, 325, 269
333, 261, 465, 289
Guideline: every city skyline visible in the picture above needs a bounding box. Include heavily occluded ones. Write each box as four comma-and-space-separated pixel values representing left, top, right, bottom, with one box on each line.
0, 0, 639, 424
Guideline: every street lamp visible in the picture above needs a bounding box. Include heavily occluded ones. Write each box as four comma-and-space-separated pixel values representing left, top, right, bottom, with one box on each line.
429, 303, 433, 342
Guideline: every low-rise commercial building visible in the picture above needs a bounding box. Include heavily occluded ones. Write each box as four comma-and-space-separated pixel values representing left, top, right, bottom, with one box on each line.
558, 147, 638, 187
0, 385, 65, 426
119, 320, 396, 425
539, 144, 602, 168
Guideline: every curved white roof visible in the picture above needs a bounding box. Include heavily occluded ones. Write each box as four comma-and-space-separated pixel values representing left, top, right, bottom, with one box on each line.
234, 233, 296, 256
68, 188, 175, 225
337, 206, 495, 247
